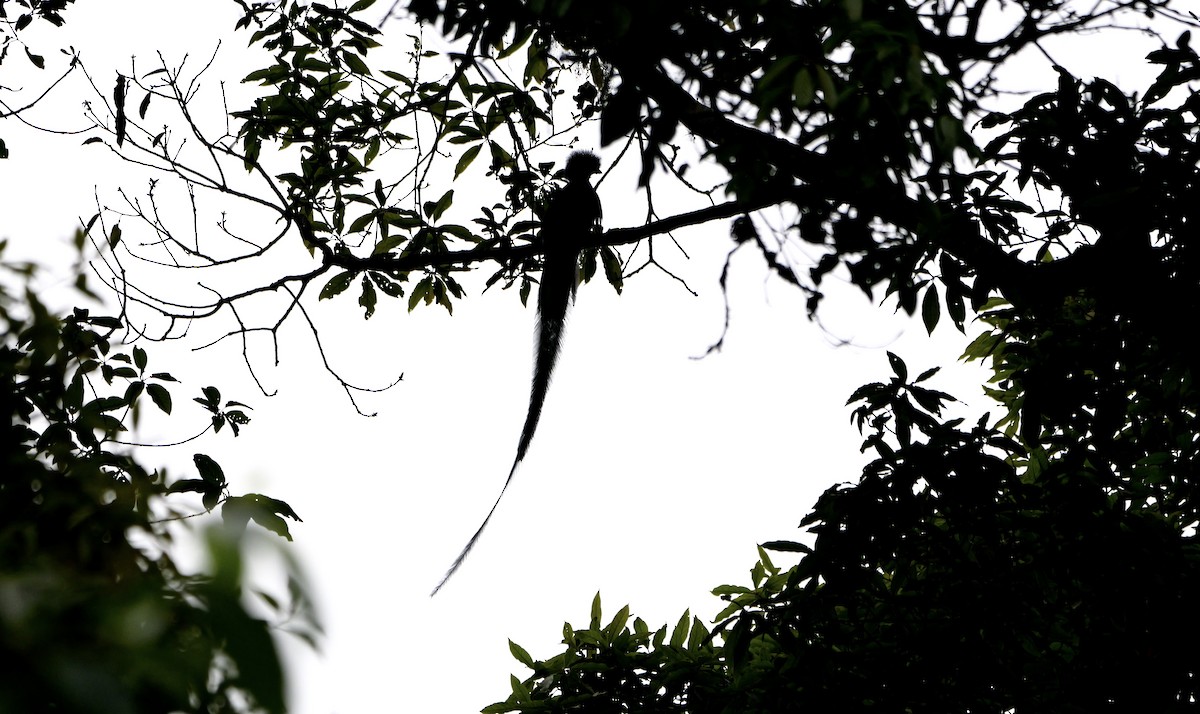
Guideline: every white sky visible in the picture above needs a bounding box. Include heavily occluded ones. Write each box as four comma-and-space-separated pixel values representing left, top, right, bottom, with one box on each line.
0, 2, 1170, 712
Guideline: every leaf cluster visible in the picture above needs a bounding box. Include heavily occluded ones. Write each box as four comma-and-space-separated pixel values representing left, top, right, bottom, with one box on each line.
424, 3, 1200, 712
0, 241, 309, 713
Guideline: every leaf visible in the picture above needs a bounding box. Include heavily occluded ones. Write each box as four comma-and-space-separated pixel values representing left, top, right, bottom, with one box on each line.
167, 478, 209, 494
431, 189, 454, 221
194, 454, 227, 487
138, 92, 151, 119
364, 136, 380, 166
200, 386, 221, 407
372, 272, 404, 297
915, 366, 940, 383
669, 610, 690, 648
371, 232, 404, 256
961, 331, 1001, 361
605, 605, 630, 640
454, 144, 481, 177
343, 51, 371, 76
687, 617, 709, 651
887, 351, 908, 382
601, 246, 623, 294
761, 540, 813, 553
407, 276, 432, 312
590, 592, 602, 629
359, 274, 377, 318
147, 383, 172, 414
508, 640, 534, 668
349, 211, 378, 234
108, 224, 122, 250
223, 494, 299, 542
320, 271, 354, 300
509, 675, 531, 704
921, 285, 940, 334
124, 380, 144, 403
83, 395, 126, 413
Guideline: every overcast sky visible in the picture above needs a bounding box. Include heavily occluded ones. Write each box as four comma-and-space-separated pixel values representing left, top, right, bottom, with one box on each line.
0, 2, 1170, 712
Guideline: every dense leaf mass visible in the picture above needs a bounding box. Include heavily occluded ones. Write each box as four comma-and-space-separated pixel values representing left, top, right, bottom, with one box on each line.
385, 1, 1200, 712
0, 252, 303, 711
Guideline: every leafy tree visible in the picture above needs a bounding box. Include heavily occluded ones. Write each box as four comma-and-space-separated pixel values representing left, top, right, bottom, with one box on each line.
422, 3, 1200, 712
8, 0, 1200, 710
0, 237, 315, 712
5, 19, 315, 710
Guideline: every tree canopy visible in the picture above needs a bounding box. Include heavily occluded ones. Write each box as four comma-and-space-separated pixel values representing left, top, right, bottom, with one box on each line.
5, 0, 1200, 711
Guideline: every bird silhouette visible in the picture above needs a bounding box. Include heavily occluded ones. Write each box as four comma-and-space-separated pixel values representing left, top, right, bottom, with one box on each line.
432, 151, 602, 595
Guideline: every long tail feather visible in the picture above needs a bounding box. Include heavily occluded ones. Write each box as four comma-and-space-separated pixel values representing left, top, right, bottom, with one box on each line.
429, 248, 576, 596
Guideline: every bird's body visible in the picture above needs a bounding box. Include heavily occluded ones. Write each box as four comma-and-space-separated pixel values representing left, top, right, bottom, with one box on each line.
432, 151, 602, 595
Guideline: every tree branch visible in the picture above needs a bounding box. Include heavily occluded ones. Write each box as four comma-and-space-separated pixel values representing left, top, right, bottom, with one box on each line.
330, 197, 778, 273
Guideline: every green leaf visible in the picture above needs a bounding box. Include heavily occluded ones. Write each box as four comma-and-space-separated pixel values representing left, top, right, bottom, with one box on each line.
687, 617, 709, 651
407, 276, 432, 312
371, 232, 404, 256
349, 211, 378, 234
431, 189, 454, 221
601, 246, 623, 294
712, 584, 752, 597
669, 610, 690, 648
509, 675, 532, 704
590, 592, 602, 629
605, 605, 630, 639
454, 144, 481, 177
371, 272, 405, 298
343, 51, 371, 76
961, 331, 1001, 361
320, 271, 354, 300
508, 639, 534, 668
364, 136, 380, 166
251, 509, 293, 541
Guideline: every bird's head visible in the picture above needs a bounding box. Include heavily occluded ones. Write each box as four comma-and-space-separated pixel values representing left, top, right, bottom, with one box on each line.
563, 151, 601, 181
